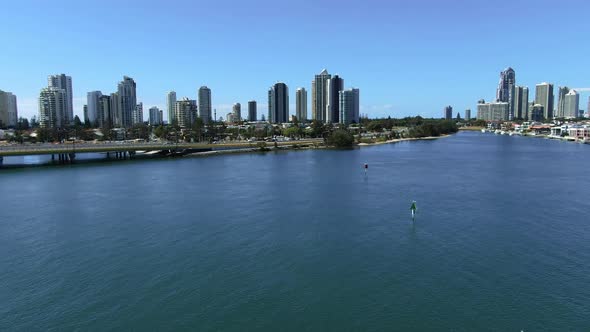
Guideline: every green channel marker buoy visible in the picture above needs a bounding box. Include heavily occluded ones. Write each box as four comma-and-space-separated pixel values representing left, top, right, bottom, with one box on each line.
410, 201, 417, 220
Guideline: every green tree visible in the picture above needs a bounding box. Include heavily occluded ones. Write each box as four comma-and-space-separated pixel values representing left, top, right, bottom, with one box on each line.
283, 126, 300, 138
326, 129, 355, 148
191, 118, 204, 142
30, 116, 39, 128
153, 125, 168, 139
310, 120, 325, 138
16, 117, 30, 130
36, 128, 56, 142
73, 115, 83, 127
130, 123, 149, 140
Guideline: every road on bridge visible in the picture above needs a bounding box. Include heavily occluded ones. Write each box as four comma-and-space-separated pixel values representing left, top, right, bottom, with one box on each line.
0, 139, 324, 157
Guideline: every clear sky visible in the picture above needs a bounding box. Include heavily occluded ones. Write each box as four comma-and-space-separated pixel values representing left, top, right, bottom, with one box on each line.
1, 0, 590, 121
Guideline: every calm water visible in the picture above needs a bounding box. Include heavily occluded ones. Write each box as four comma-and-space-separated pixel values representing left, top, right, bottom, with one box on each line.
1, 132, 589, 331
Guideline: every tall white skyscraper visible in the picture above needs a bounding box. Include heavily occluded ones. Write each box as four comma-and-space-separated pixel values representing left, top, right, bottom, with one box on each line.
198, 86, 212, 124
312, 69, 331, 122
48, 74, 73, 125
296, 87, 307, 122
118, 76, 136, 128
175, 98, 197, 128
149, 106, 163, 126
339, 88, 359, 125
557, 86, 570, 118
0, 90, 18, 128
39, 87, 67, 128
132, 102, 143, 125
87, 91, 102, 126
167, 91, 176, 125
232, 103, 241, 122
563, 90, 579, 119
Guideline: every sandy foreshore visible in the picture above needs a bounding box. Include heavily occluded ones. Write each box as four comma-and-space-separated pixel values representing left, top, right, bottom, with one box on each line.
357, 135, 449, 146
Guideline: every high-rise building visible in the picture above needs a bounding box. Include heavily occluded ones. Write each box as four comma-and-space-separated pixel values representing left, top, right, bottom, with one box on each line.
530, 104, 544, 122
312, 69, 331, 122
563, 90, 579, 119
97, 95, 111, 128
109, 93, 121, 127
248, 100, 257, 122
149, 106, 163, 126
513, 86, 529, 120
339, 88, 360, 125
167, 91, 177, 125
232, 103, 241, 122
0, 90, 18, 128
48, 74, 73, 125
465, 109, 471, 120
476, 102, 509, 121
535, 82, 554, 120
522, 87, 529, 120
38, 87, 67, 128
175, 98, 197, 128
444, 106, 453, 120
198, 86, 211, 124
117, 76, 137, 128
268, 83, 289, 124
496, 67, 516, 119
132, 102, 143, 125
557, 86, 570, 118
87, 91, 103, 126
326, 75, 344, 123
296, 87, 307, 123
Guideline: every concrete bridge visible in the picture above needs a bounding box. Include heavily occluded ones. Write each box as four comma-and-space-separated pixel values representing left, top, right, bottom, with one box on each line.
0, 139, 323, 164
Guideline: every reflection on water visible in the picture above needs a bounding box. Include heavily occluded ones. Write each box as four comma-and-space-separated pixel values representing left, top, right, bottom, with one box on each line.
2, 153, 108, 165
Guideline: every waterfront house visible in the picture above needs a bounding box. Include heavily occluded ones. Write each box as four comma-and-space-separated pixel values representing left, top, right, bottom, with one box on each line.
568, 126, 590, 141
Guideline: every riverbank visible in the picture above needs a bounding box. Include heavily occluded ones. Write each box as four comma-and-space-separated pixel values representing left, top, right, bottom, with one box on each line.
357, 135, 449, 146
0, 142, 322, 169
459, 126, 484, 131
0, 135, 453, 169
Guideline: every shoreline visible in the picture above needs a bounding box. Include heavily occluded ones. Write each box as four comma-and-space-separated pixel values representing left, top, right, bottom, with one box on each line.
0, 143, 321, 169
0, 135, 455, 169
357, 134, 450, 146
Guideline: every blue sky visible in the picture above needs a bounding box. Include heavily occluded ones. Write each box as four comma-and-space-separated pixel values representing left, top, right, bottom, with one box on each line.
1, 0, 590, 121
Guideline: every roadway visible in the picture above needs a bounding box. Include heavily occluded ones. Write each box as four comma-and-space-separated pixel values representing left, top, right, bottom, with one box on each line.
0, 139, 324, 157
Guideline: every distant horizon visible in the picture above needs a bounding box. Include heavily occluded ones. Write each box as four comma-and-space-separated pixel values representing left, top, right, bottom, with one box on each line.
2, 0, 590, 120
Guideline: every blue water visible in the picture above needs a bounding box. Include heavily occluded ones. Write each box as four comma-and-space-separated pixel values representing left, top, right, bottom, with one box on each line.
1, 132, 589, 331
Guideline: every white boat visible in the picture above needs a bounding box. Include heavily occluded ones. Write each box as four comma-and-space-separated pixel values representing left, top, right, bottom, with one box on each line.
481, 129, 486, 133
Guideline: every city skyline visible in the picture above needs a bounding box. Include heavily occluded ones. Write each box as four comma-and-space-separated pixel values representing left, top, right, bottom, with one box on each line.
2, 0, 590, 120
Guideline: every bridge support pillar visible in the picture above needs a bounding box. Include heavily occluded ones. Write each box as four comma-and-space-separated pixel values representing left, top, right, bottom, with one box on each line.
51, 154, 55, 161
129, 151, 135, 158
0, 156, 3, 166
69, 153, 76, 163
